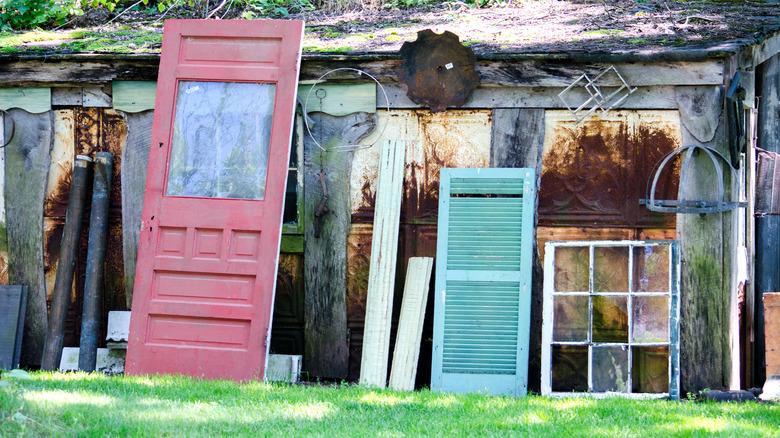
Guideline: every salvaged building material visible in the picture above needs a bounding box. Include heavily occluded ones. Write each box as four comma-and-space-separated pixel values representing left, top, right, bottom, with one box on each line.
5, 108, 52, 367
0, 285, 27, 369
79, 152, 113, 372
126, 19, 304, 381
389, 256, 433, 391
41, 155, 92, 371
303, 112, 376, 379
541, 240, 681, 399
118, 111, 153, 308
360, 139, 406, 388
431, 168, 537, 397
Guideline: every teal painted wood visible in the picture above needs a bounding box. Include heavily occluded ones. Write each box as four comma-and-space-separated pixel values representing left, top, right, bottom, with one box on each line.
431, 167, 536, 397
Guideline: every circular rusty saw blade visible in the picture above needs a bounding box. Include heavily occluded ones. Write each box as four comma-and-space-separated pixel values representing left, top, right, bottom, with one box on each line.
395, 30, 479, 113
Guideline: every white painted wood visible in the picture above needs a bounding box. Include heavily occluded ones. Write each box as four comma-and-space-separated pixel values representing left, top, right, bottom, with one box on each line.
106, 311, 131, 342
540, 243, 555, 396
265, 354, 302, 383
359, 139, 406, 388
59, 347, 125, 374
0, 113, 6, 285
388, 257, 434, 391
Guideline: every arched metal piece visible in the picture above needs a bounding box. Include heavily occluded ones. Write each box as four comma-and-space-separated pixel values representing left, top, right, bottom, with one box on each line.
642, 145, 746, 214
0, 109, 16, 148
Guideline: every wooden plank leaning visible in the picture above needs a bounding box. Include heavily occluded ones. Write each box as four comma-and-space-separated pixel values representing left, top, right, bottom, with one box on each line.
389, 257, 434, 391
359, 139, 406, 388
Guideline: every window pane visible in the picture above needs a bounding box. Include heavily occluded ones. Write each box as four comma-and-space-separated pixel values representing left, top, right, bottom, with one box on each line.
633, 245, 670, 292
552, 345, 588, 392
632, 346, 669, 393
553, 295, 589, 342
632, 296, 669, 343
594, 246, 628, 292
592, 296, 628, 342
167, 81, 275, 200
554, 246, 589, 292
592, 346, 629, 392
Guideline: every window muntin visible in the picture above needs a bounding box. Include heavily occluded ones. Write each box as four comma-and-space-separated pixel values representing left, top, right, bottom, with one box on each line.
542, 240, 680, 398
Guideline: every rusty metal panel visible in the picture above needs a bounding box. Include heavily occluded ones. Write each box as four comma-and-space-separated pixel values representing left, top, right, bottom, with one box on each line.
540, 110, 681, 229
351, 109, 491, 224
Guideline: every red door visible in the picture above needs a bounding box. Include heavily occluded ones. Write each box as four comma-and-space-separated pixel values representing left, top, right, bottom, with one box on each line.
126, 19, 303, 380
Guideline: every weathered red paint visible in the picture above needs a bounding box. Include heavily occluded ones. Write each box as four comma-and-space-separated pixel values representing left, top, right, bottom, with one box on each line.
126, 19, 303, 381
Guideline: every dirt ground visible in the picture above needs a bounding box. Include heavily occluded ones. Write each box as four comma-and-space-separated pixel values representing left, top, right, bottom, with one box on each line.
59, 0, 780, 55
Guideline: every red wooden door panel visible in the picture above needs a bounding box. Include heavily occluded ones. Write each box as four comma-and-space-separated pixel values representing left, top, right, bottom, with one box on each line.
126, 19, 303, 380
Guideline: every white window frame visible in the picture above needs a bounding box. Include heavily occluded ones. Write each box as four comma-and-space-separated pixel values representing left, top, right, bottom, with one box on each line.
541, 240, 680, 399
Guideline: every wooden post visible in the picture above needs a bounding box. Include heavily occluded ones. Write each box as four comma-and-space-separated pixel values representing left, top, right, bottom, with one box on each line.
490, 108, 545, 393
119, 111, 153, 309
40, 155, 92, 371
675, 85, 733, 393
303, 112, 376, 379
360, 139, 405, 388
389, 257, 433, 391
6, 109, 53, 367
79, 152, 113, 372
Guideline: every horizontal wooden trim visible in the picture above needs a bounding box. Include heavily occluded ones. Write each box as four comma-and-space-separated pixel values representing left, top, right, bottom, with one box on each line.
383, 84, 681, 110
113, 81, 157, 112
0, 87, 50, 113
298, 82, 376, 116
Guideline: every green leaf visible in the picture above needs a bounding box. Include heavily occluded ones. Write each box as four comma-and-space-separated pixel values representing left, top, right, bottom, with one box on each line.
13, 412, 28, 422
157, 3, 164, 11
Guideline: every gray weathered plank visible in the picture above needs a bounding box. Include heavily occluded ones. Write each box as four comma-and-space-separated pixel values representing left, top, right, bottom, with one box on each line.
675, 86, 724, 143
382, 84, 680, 110
360, 139, 405, 388
490, 108, 545, 393
0, 58, 160, 88
119, 111, 153, 309
5, 109, 52, 367
0, 285, 25, 369
304, 112, 377, 379
677, 113, 733, 394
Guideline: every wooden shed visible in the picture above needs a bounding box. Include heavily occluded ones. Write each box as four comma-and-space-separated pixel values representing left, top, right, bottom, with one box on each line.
1, 10, 780, 395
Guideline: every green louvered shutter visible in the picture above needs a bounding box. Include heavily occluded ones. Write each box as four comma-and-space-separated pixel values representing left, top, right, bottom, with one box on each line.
431, 168, 536, 396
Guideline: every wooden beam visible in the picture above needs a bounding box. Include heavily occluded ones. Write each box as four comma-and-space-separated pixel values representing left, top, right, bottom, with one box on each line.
298, 83, 376, 116
359, 139, 406, 388
0, 88, 50, 113
5, 109, 52, 367
0, 58, 160, 87
113, 82, 157, 113
388, 256, 433, 391
119, 111, 153, 309
677, 112, 733, 394
381, 84, 680, 110
489, 108, 545, 393
303, 112, 377, 379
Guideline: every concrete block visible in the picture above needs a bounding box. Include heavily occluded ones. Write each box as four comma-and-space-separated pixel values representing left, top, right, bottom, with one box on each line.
106, 311, 131, 343
59, 347, 126, 374
265, 354, 302, 384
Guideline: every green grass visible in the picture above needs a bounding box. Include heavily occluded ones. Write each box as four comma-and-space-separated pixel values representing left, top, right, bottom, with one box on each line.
1, 372, 779, 437
0, 28, 162, 53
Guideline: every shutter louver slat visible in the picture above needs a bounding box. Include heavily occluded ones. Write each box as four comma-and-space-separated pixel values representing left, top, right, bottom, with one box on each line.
432, 168, 536, 396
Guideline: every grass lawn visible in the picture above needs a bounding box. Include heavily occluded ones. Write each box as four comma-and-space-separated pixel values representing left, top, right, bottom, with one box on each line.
1, 371, 779, 437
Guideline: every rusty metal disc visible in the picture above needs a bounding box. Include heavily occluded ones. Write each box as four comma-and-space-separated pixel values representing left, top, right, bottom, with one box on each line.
395, 30, 479, 113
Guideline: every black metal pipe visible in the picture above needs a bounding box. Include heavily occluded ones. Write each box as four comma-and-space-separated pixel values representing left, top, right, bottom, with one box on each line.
78, 152, 113, 372
41, 155, 93, 371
